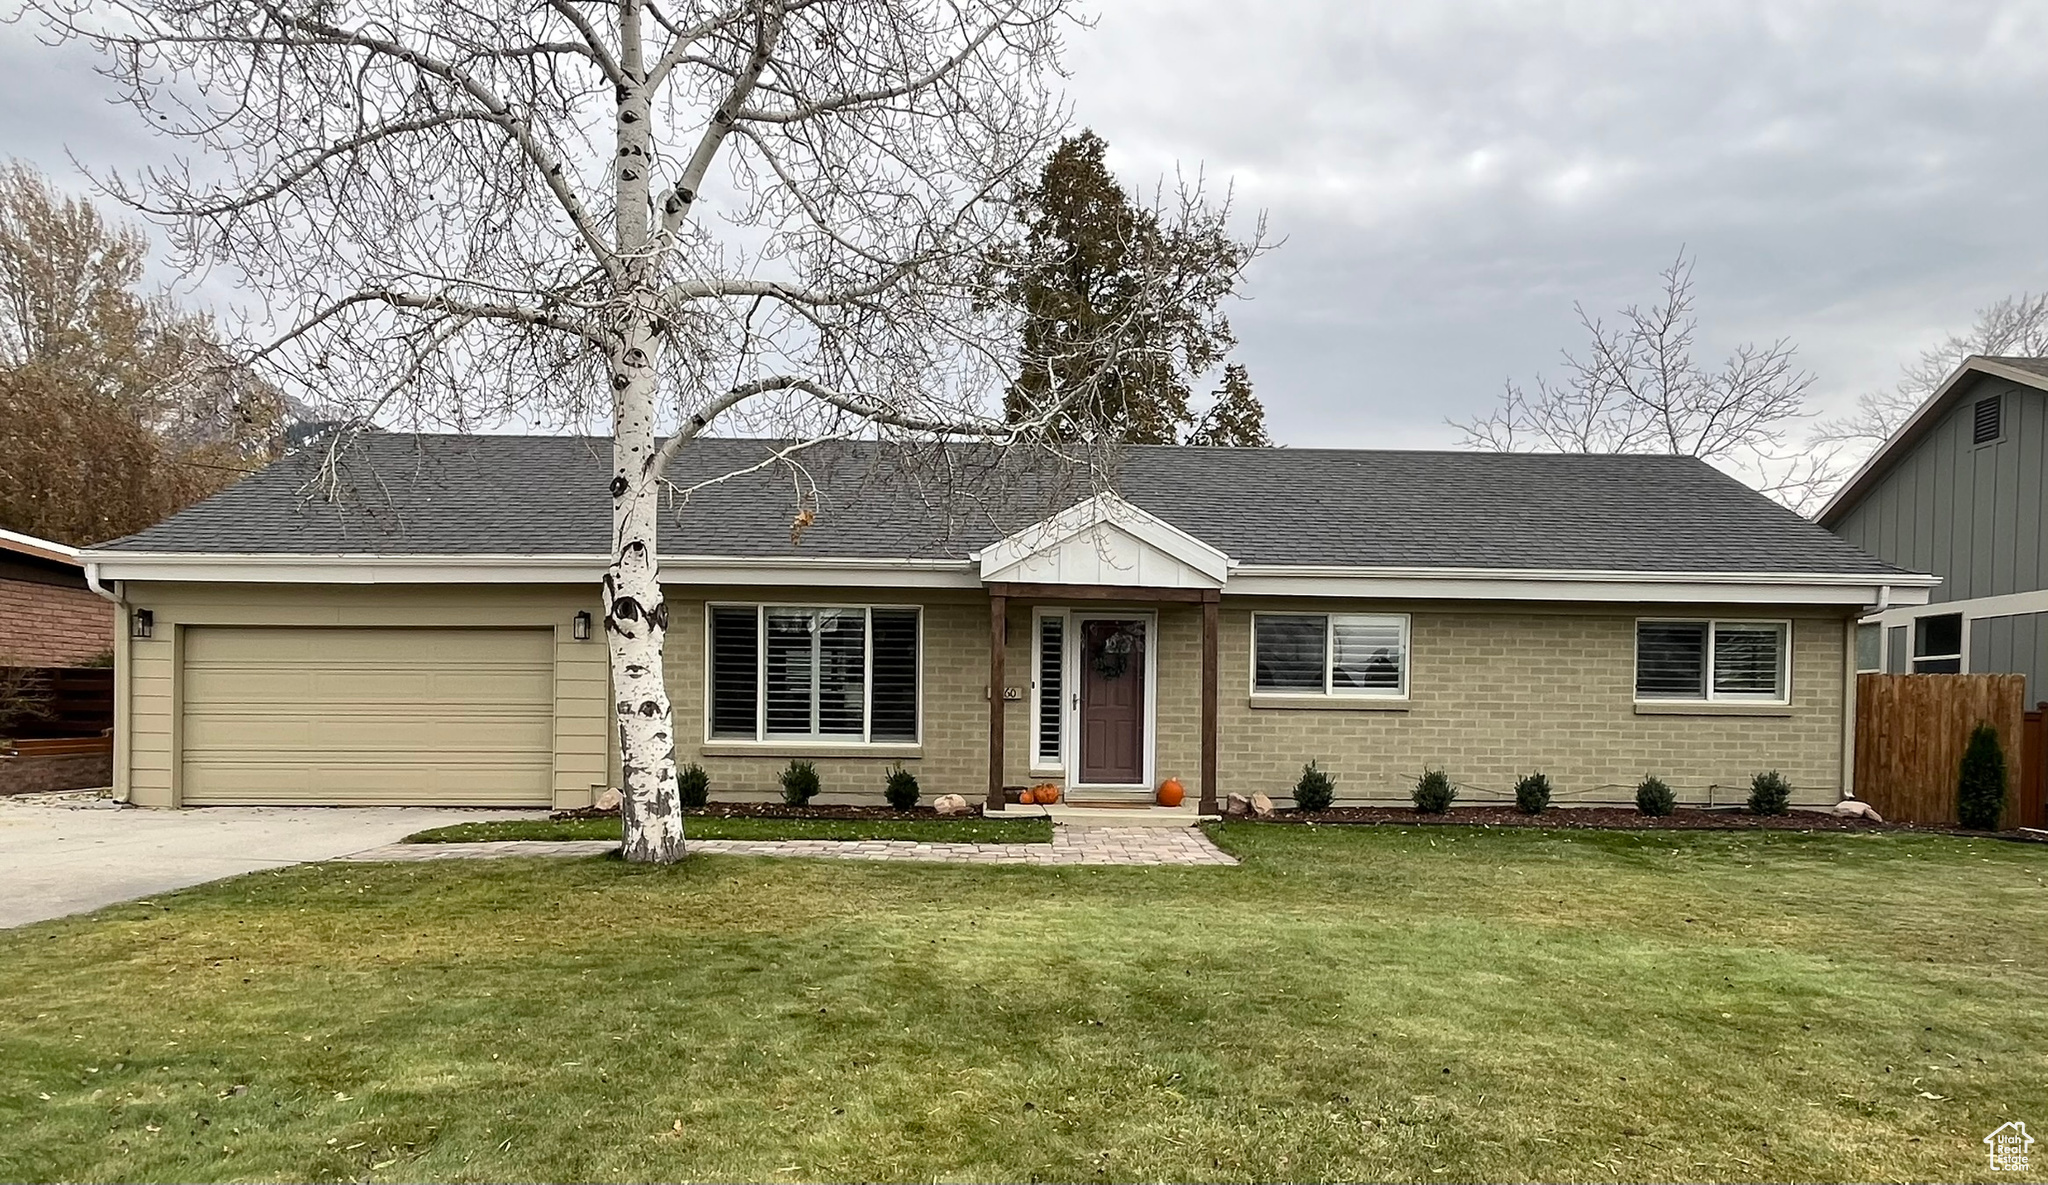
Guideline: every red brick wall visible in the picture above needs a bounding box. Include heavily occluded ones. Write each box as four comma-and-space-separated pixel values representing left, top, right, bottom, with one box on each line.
0, 577, 115, 666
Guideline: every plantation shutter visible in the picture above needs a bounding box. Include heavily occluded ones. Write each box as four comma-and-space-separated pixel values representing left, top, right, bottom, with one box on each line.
709, 606, 760, 738
869, 609, 919, 742
1711, 623, 1785, 697
1635, 622, 1708, 699
1330, 617, 1403, 692
1254, 614, 1326, 692
764, 610, 816, 735
1036, 615, 1063, 761
816, 611, 866, 736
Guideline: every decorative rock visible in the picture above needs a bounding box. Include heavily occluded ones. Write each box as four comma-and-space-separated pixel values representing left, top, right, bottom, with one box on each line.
1251, 792, 1275, 819
1224, 793, 1251, 817
1833, 797, 1882, 822
593, 787, 623, 812
933, 793, 969, 816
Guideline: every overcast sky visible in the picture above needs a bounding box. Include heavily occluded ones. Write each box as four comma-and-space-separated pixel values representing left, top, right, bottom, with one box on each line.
5, 1, 2047, 451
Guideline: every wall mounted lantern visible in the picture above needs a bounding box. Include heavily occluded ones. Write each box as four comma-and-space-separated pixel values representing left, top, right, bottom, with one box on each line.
572, 611, 593, 641
130, 608, 154, 639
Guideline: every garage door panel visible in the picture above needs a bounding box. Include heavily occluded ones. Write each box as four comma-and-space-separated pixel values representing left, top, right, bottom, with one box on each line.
184, 760, 553, 804
181, 627, 556, 807
183, 711, 555, 755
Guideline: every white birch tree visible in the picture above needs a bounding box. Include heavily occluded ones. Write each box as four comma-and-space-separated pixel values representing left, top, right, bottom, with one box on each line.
27, 0, 1239, 861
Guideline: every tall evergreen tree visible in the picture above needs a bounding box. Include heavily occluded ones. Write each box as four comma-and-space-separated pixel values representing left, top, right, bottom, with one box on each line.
1185, 363, 1271, 447
999, 130, 1269, 446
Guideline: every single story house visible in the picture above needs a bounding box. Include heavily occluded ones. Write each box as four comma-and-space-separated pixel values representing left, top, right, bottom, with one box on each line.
80, 435, 1934, 812
1, 526, 115, 668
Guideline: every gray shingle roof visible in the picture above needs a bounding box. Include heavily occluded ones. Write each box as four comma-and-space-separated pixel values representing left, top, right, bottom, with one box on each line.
95, 433, 1908, 576
1984, 355, 2048, 379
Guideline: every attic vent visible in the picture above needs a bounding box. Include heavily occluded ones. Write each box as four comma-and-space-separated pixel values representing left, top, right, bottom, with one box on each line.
1974, 394, 2003, 444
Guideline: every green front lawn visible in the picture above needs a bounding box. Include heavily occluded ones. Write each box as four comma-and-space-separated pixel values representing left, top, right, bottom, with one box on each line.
2, 825, 2043, 1182
404, 814, 1053, 844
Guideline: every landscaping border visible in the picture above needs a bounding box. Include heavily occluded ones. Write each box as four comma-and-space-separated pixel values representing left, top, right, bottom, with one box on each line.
1232, 804, 2032, 838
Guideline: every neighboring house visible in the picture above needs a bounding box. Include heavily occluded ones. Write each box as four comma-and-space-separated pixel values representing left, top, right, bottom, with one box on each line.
0, 526, 115, 667
1820, 356, 2048, 703
79, 436, 1930, 812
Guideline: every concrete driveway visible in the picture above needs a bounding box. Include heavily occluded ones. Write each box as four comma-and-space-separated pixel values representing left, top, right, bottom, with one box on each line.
0, 793, 544, 928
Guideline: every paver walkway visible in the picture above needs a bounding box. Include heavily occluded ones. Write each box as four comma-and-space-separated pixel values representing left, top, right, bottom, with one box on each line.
341, 824, 1238, 867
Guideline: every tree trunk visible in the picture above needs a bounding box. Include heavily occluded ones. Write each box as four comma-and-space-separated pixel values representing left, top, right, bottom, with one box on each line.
607, 320, 685, 862
605, 2, 685, 864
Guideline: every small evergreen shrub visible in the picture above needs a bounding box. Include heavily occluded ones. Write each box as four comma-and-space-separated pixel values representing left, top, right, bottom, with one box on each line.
1635, 775, 1675, 817
1294, 760, 1336, 812
1513, 771, 1552, 815
1747, 770, 1791, 816
1957, 722, 2009, 830
780, 759, 821, 806
884, 765, 921, 811
1413, 768, 1457, 814
678, 763, 710, 809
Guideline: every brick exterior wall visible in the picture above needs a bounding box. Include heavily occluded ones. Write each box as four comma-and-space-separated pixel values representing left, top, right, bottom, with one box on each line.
1213, 602, 1848, 808
0, 752, 113, 795
662, 589, 1849, 810
0, 577, 114, 667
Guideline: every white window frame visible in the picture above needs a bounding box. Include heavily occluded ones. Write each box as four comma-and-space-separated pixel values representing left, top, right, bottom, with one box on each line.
1249, 612, 1410, 699
703, 602, 923, 745
1633, 617, 1792, 705
1854, 621, 1884, 675
1911, 611, 1965, 674
1030, 607, 1069, 773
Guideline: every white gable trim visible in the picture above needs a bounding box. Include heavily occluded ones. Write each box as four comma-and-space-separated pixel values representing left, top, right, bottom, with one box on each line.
1817, 355, 2048, 526
975, 494, 1232, 588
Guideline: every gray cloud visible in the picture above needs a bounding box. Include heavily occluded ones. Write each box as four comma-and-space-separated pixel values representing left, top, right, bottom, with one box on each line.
1065, 0, 2048, 447
5, 2, 2047, 452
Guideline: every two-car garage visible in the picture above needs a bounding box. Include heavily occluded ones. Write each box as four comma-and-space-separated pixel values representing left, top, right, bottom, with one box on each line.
177, 626, 559, 807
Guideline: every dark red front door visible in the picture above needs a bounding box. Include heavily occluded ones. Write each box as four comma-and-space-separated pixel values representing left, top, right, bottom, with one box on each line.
1079, 618, 1146, 784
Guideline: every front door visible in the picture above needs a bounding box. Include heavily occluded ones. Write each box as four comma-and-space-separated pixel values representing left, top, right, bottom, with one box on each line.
1077, 617, 1147, 785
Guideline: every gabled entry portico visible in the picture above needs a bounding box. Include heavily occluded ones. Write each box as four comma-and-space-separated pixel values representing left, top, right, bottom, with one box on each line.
977, 496, 1231, 815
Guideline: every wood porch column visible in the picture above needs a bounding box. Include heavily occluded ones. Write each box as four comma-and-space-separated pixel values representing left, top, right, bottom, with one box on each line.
1200, 590, 1220, 815
986, 591, 1008, 812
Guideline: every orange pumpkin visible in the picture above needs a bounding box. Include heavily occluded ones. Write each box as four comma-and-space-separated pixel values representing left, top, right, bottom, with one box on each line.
1018, 786, 1037, 805
1031, 782, 1061, 805
1157, 777, 1185, 808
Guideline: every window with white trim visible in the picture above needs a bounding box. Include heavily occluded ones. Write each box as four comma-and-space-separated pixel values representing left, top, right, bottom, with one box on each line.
1033, 612, 1064, 765
1912, 613, 1962, 673
708, 605, 920, 742
1854, 622, 1882, 674
1634, 619, 1789, 702
1252, 613, 1408, 697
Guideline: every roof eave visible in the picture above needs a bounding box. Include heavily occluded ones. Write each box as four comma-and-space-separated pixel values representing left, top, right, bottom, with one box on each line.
1817, 356, 2048, 527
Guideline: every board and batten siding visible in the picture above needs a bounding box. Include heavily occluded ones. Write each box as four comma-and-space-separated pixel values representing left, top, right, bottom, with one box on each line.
1830, 374, 2048, 699
1830, 375, 2048, 604
117, 583, 611, 809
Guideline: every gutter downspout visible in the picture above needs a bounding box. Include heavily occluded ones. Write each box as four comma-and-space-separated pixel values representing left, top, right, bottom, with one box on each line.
82, 563, 131, 804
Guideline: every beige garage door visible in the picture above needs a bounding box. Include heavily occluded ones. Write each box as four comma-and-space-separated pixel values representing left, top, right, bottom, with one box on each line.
181, 627, 555, 806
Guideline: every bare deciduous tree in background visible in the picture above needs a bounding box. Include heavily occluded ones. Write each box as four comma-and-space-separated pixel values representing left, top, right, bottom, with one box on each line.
0, 162, 284, 546
1812, 292, 2048, 458
30, 0, 1244, 861
1454, 252, 1835, 512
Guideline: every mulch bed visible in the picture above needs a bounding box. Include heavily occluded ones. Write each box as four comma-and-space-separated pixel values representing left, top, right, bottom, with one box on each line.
550, 802, 959, 823
1251, 805, 2023, 837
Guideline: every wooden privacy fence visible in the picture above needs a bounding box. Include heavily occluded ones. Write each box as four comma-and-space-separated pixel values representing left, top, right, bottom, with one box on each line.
2025, 705, 2046, 831
0, 666, 114, 739
1856, 673, 2026, 828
